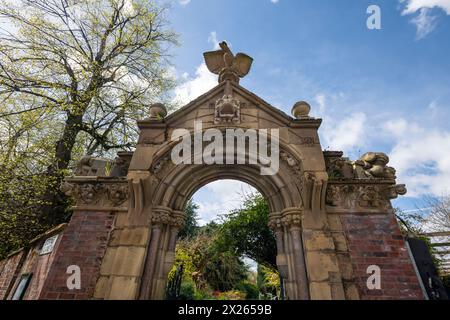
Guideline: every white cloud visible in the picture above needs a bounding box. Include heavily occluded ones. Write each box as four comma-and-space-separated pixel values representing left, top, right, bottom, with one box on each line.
207, 31, 220, 50
171, 31, 221, 106
179, 0, 191, 6
322, 112, 367, 153
400, 0, 450, 38
270, 0, 280, 3
384, 118, 450, 197
193, 180, 258, 225
313, 93, 367, 154
401, 0, 450, 14
172, 63, 217, 106
411, 8, 439, 39
314, 94, 326, 114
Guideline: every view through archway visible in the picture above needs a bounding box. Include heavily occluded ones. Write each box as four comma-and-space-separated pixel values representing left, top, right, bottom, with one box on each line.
165, 179, 282, 300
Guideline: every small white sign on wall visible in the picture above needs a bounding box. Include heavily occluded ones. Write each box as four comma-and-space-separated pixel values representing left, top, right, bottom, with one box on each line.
40, 234, 59, 255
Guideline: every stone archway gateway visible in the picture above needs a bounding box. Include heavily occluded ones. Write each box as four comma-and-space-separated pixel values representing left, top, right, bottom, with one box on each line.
36, 43, 425, 300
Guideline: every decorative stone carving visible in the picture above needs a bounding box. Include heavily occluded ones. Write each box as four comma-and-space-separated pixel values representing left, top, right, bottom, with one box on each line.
386, 184, 407, 199
268, 212, 283, 231
78, 184, 100, 204
324, 151, 398, 180
280, 150, 302, 175
151, 207, 172, 225
61, 182, 104, 205
61, 181, 129, 207
150, 207, 187, 229
214, 94, 240, 124
358, 186, 383, 208
107, 184, 129, 206
151, 154, 171, 174
281, 208, 303, 228
110, 152, 133, 177
325, 184, 344, 207
203, 41, 253, 83
326, 184, 403, 210
171, 210, 187, 230
353, 152, 396, 179
74, 156, 110, 176
324, 152, 357, 179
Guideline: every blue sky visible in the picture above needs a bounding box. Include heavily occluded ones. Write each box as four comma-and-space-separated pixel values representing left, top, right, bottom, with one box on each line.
164, 0, 450, 224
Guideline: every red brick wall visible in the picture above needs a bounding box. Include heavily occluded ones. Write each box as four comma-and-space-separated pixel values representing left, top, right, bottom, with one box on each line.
0, 251, 25, 299
39, 211, 114, 300
340, 213, 424, 300
10, 234, 64, 300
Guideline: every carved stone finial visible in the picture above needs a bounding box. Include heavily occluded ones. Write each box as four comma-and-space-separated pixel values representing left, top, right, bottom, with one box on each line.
109, 151, 133, 177
74, 156, 111, 176
354, 152, 396, 179
149, 103, 167, 120
203, 41, 253, 83
291, 101, 311, 119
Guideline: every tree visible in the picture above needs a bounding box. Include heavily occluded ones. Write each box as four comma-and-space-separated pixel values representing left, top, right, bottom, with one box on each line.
171, 224, 248, 295
216, 194, 277, 269
423, 195, 450, 232
178, 199, 199, 240
0, 0, 176, 258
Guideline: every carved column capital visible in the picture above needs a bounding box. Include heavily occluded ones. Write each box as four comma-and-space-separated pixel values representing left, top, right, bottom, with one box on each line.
268, 212, 283, 231
150, 207, 187, 230
171, 210, 187, 230
151, 206, 172, 226
281, 207, 304, 229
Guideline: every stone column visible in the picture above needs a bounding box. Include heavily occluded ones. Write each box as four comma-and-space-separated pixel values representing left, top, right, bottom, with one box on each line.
138, 207, 186, 300
269, 208, 309, 300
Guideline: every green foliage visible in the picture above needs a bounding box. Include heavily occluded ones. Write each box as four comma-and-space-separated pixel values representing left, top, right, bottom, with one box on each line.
178, 200, 200, 240
175, 225, 248, 292
216, 194, 277, 269
235, 281, 259, 300
257, 264, 280, 298
442, 275, 450, 288
215, 290, 246, 300
179, 281, 196, 300
167, 195, 281, 300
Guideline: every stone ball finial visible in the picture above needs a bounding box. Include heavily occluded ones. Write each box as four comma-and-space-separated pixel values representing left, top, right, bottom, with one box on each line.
291, 101, 311, 119
149, 103, 167, 120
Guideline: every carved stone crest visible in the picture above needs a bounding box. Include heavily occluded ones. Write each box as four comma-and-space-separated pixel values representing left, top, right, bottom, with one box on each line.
214, 94, 240, 124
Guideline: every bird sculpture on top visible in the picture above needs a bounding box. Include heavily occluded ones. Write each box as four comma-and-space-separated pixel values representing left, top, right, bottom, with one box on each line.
203, 41, 253, 83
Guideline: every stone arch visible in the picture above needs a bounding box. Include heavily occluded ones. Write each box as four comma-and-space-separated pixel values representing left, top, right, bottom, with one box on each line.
149, 143, 305, 213
54, 44, 422, 301
128, 137, 312, 300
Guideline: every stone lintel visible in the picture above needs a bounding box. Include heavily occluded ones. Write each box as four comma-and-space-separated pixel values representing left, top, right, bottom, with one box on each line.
65, 176, 128, 184
289, 118, 322, 129
71, 206, 128, 212
136, 120, 167, 130
326, 207, 396, 215
327, 178, 396, 185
